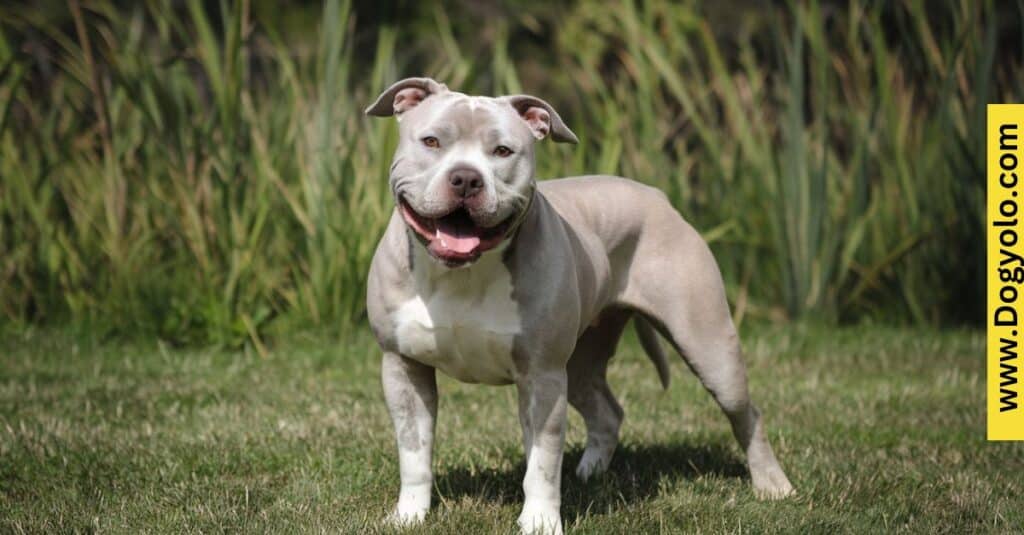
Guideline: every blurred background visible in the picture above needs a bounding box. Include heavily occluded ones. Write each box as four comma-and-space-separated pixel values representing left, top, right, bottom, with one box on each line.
0, 0, 1017, 346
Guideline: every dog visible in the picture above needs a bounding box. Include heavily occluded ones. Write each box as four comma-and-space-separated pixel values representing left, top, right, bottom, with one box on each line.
365, 77, 794, 534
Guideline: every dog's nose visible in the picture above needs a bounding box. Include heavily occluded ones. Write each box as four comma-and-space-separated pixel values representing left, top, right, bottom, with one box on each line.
448, 167, 484, 198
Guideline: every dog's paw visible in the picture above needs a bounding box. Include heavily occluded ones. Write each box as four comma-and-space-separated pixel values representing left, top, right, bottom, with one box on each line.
385, 483, 431, 527
574, 448, 612, 481
384, 503, 428, 528
751, 465, 795, 500
517, 503, 562, 535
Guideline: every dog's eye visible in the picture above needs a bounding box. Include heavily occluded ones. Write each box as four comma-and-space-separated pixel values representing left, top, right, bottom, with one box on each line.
493, 145, 513, 157
422, 136, 440, 149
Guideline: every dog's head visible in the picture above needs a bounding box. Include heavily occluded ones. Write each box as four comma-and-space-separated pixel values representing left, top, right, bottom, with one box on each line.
366, 77, 577, 267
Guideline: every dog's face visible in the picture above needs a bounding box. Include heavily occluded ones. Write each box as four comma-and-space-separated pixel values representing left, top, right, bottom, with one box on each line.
366, 77, 577, 267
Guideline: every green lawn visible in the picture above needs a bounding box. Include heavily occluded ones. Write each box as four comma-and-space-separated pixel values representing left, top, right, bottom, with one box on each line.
1, 324, 1020, 533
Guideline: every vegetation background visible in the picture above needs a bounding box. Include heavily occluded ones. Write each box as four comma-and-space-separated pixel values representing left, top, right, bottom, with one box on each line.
2, 0, 1017, 346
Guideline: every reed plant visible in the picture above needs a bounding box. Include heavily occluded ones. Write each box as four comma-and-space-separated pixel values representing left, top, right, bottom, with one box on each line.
0, 0, 1013, 345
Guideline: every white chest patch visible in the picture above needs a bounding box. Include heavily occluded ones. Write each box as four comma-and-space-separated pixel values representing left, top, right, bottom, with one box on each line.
392, 247, 522, 385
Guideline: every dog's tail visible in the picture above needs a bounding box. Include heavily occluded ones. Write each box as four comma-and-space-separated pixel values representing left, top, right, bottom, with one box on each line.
634, 315, 670, 389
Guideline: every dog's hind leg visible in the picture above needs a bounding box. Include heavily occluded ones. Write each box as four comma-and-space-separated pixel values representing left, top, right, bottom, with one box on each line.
661, 317, 795, 498
627, 222, 794, 498
566, 308, 631, 481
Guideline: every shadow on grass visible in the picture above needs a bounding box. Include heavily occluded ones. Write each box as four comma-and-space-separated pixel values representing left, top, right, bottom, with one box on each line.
434, 440, 747, 517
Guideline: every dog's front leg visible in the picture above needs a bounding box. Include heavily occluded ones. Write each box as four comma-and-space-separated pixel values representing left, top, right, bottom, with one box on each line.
516, 368, 568, 535
381, 351, 437, 525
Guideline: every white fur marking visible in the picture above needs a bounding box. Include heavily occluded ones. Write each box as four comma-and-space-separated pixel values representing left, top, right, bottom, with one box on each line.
393, 247, 521, 384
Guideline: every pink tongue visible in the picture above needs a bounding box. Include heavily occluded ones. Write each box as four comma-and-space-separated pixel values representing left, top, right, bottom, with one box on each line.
436, 219, 481, 254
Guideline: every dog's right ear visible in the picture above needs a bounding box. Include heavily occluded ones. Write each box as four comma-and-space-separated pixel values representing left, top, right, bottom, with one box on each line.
365, 77, 447, 118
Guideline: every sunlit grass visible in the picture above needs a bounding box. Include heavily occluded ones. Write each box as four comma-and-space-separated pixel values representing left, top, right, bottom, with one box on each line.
1, 324, 1019, 532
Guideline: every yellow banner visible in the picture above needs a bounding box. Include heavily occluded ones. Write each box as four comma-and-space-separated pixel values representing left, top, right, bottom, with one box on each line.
988, 104, 1024, 440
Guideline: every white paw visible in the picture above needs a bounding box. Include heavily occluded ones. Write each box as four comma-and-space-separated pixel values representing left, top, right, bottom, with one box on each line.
574, 448, 612, 481
384, 502, 428, 527
385, 482, 431, 527
751, 465, 795, 500
517, 503, 562, 535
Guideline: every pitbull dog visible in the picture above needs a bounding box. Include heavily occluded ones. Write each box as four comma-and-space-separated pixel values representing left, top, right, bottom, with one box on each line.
365, 77, 794, 534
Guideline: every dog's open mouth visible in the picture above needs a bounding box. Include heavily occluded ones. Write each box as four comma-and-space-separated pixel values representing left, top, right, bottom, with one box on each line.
400, 199, 513, 265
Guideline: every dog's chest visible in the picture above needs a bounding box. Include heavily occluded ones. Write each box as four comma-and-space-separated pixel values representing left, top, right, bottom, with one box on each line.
391, 255, 521, 385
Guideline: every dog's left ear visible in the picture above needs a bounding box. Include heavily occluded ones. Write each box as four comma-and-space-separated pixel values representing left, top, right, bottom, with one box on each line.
503, 95, 579, 144
365, 77, 448, 118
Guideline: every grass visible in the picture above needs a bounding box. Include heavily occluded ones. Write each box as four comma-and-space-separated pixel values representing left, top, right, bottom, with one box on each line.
2, 324, 1020, 533
0, 1, 1016, 344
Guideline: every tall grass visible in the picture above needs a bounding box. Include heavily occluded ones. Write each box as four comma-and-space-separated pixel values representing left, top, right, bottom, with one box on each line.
0, 0, 1015, 345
